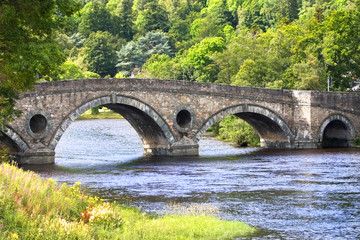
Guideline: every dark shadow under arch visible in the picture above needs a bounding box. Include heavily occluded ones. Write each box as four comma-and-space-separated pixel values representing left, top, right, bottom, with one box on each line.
318, 115, 355, 148
0, 127, 29, 153
49, 95, 175, 154
194, 104, 295, 148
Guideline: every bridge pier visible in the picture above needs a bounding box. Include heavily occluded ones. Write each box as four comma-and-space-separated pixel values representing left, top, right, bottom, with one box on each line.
169, 136, 199, 156
16, 148, 55, 165
261, 139, 320, 149
260, 139, 292, 149
144, 137, 199, 156
143, 145, 199, 156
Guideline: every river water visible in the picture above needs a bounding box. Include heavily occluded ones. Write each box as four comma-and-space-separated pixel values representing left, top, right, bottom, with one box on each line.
23, 119, 360, 239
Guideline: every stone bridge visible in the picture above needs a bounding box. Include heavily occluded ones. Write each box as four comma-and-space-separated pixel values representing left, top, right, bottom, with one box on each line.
1, 78, 360, 164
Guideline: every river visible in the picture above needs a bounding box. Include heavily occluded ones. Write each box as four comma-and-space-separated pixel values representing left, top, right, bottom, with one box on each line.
23, 119, 360, 239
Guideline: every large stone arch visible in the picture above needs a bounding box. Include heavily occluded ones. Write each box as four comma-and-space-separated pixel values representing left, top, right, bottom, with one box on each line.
318, 114, 355, 147
49, 95, 176, 154
194, 104, 295, 148
0, 127, 29, 153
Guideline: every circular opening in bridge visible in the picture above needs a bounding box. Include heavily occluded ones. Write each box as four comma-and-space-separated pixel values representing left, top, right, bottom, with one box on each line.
176, 110, 192, 128
30, 114, 48, 134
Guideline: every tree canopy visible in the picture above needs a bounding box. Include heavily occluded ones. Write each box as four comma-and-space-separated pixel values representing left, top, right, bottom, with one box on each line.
33, 0, 358, 92
117, 31, 173, 76
0, 0, 80, 127
2, 0, 360, 136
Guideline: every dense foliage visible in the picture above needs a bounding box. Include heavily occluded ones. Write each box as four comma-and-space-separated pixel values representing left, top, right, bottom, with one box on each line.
0, 0, 80, 127
217, 116, 260, 147
54, 0, 360, 92
2, 0, 360, 146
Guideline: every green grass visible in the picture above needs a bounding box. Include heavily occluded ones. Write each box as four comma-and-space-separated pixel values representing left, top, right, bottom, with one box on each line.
77, 108, 123, 120
0, 163, 257, 239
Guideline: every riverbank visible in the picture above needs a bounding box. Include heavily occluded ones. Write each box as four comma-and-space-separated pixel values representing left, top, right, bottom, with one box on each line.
77, 108, 123, 120
0, 163, 256, 239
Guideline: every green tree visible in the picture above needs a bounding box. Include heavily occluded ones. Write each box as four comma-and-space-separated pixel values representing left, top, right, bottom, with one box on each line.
135, 0, 170, 35
237, 0, 300, 30
116, 42, 143, 77
272, 2, 360, 90
111, 0, 135, 41
68, 32, 86, 48
321, 3, 360, 90
140, 54, 179, 79
190, 0, 235, 40
260, 0, 300, 28
232, 58, 281, 87
167, 2, 197, 50
184, 37, 226, 82
238, 0, 269, 30
56, 33, 76, 56
290, 56, 327, 90
78, 2, 113, 37
84, 71, 101, 78
214, 28, 285, 87
105, 0, 122, 12
0, 0, 80, 127
218, 115, 260, 146
214, 29, 262, 84
58, 61, 84, 79
83, 31, 122, 77
226, 0, 243, 15
117, 32, 173, 76
137, 32, 174, 57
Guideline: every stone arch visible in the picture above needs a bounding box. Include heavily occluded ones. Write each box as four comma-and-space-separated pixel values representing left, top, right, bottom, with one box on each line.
49, 95, 175, 154
318, 114, 355, 147
194, 104, 295, 148
0, 127, 29, 153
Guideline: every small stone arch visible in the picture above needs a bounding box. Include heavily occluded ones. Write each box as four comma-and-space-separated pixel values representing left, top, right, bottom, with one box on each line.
318, 114, 355, 147
194, 104, 295, 148
0, 127, 29, 153
49, 95, 175, 153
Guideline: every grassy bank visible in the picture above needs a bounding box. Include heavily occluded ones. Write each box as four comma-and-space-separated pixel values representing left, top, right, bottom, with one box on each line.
77, 108, 123, 120
0, 163, 256, 239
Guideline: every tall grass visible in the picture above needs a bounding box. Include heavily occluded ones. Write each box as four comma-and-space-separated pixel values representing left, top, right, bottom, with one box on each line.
0, 163, 256, 239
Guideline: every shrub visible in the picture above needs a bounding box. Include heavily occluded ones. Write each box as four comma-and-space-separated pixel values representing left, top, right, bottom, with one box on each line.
217, 115, 260, 147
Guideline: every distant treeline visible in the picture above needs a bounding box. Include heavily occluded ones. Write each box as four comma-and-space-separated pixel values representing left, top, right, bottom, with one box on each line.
58, 0, 360, 92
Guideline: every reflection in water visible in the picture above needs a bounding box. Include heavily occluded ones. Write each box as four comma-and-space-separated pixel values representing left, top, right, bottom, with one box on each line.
23, 119, 360, 239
